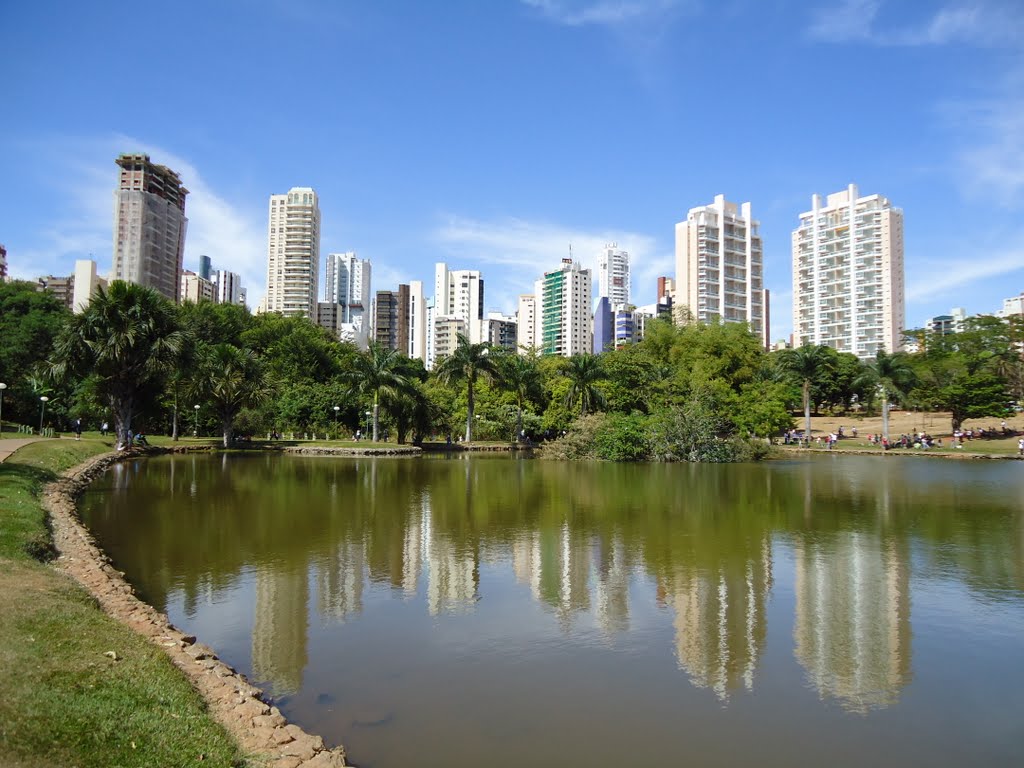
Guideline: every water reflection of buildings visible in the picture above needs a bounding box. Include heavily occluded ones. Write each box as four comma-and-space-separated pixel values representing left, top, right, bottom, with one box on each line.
422, 493, 479, 615
511, 526, 631, 634
793, 533, 911, 713
316, 538, 365, 622
659, 535, 772, 702
252, 565, 309, 697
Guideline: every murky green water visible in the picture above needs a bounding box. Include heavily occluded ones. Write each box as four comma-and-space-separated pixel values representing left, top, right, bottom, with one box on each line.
79, 453, 1024, 767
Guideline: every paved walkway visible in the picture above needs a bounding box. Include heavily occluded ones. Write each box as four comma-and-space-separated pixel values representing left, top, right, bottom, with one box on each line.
0, 437, 47, 463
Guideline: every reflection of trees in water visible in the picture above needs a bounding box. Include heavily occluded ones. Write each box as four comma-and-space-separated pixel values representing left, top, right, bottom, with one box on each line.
81, 453, 1024, 704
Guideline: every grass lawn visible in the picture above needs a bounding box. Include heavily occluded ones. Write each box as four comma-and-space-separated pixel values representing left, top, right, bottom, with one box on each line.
0, 439, 245, 768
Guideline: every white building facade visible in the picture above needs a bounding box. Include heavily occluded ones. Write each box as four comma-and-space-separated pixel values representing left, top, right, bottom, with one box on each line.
541, 259, 592, 357
214, 269, 244, 305
433, 263, 485, 344
675, 194, 767, 346
408, 280, 427, 362
792, 184, 905, 358
72, 259, 107, 314
597, 243, 630, 307
265, 187, 321, 319
324, 251, 371, 348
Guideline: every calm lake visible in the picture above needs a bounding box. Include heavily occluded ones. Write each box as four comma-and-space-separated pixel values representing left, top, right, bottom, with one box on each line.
79, 453, 1024, 767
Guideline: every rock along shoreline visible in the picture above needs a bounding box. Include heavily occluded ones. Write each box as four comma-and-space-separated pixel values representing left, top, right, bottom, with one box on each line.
42, 447, 350, 768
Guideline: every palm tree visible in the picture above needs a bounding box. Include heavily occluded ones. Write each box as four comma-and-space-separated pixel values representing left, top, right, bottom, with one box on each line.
191, 344, 272, 447
434, 334, 500, 442
562, 354, 608, 417
776, 344, 833, 445
342, 342, 414, 442
854, 349, 917, 441
50, 281, 183, 449
498, 350, 542, 440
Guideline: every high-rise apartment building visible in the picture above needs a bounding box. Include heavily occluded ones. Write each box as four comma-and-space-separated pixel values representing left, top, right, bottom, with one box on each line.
214, 269, 244, 305
597, 243, 630, 306
486, 312, 517, 351
324, 252, 371, 347
265, 187, 321, 319
374, 285, 410, 352
36, 274, 75, 310
198, 254, 212, 281
408, 280, 427, 362
0, 243, 7, 280
516, 293, 539, 353
593, 296, 613, 353
112, 154, 189, 302
541, 258, 592, 357
675, 195, 767, 346
433, 263, 484, 344
792, 184, 905, 357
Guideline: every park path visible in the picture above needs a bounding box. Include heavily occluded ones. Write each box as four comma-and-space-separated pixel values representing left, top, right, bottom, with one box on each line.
0, 437, 46, 463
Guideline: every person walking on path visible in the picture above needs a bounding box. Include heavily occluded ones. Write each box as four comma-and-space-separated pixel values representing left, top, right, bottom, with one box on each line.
1018, 437, 1023, 457
73, 418, 82, 440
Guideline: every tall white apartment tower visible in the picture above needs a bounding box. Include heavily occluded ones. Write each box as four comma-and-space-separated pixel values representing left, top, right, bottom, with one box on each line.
792, 184, 905, 358
214, 269, 244, 305
542, 259, 592, 357
325, 252, 371, 347
597, 243, 630, 306
265, 187, 321, 319
408, 280, 427, 362
433, 263, 485, 343
675, 195, 766, 345
112, 154, 189, 302
516, 294, 538, 352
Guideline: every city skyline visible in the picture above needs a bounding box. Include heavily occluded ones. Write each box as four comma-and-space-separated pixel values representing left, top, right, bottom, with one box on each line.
2, 1, 1023, 340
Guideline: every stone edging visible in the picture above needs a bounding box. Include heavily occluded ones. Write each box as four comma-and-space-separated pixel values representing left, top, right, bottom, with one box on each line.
41, 450, 350, 768
284, 445, 421, 456
777, 445, 1023, 460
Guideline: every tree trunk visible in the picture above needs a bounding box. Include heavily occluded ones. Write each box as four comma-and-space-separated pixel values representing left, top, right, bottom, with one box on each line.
112, 393, 133, 450
372, 394, 380, 443
465, 380, 474, 443
222, 417, 232, 449
516, 403, 523, 442
803, 379, 811, 447
882, 392, 890, 441
172, 392, 179, 441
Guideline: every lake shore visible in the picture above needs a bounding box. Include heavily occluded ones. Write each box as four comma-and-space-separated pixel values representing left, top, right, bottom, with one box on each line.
41, 446, 350, 768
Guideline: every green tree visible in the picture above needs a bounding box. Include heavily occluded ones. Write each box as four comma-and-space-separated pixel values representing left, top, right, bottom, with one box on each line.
0, 280, 70, 427
854, 350, 917, 440
562, 354, 608, 417
497, 350, 543, 439
190, 343, 272, 447
342, 341, 415, 441
776, 344, 834, 444
433, 334, 500, 442
50, 282, 183, 448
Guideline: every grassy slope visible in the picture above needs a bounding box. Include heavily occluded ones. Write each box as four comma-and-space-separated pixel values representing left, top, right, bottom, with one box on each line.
0, 439, 244, 768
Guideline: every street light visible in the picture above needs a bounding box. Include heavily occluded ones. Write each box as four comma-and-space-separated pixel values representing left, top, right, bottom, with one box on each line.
333, 405, 340, 437
194, 404, 200, 437
39, 396, 49, 435
364, 410, 371, 441
0, 382, 6, 436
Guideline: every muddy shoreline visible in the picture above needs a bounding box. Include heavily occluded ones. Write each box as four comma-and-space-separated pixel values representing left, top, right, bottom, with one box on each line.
42, 447, 350, 768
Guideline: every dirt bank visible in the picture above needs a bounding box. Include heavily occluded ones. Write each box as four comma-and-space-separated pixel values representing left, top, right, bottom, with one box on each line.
42, 449, 350, 768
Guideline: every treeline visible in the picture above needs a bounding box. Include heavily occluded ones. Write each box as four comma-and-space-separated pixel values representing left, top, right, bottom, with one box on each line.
0, 279, 1020, 459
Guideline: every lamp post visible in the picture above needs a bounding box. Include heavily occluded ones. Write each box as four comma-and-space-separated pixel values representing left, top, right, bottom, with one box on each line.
0, 382, 6, 436
194, 404, 200, 437
364, 410, 371, 441
39, 396, 49, 435
333, 405, 340, 438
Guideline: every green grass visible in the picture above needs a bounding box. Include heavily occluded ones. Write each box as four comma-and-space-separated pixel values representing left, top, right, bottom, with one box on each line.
0, 440, 246, 768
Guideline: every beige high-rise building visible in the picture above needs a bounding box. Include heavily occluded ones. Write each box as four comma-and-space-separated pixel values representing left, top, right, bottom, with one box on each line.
112, 154, 188, 302
180, 269, 214, 303
516, 293, 538, 352
675, 195, 767, 346
265, 187, 321, 319
792, 184, 905, 357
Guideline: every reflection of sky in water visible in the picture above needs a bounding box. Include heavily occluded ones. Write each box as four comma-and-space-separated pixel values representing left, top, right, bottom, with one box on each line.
81, 454, 1024, 768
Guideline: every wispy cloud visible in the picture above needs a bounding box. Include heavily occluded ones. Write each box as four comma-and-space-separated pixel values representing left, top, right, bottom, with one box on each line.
906, 248, 1024, 302
521, 0, 690, 27
435, 214, 671, 312
954, 77, 1024, 206
11, 135, 267, 307
807, 0, 1024, 47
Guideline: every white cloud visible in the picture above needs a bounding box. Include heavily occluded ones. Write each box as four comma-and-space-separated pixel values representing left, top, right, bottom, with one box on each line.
10, 135, 267, 308
434, 214, 671, 313
521, 0, 689, 27
906, 248, 1024, 303
807, 0, 1024, 47
956, 84, 1024, 206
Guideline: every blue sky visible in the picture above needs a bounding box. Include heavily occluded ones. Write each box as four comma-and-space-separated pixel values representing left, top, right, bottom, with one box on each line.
2, 0, 1022, 341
